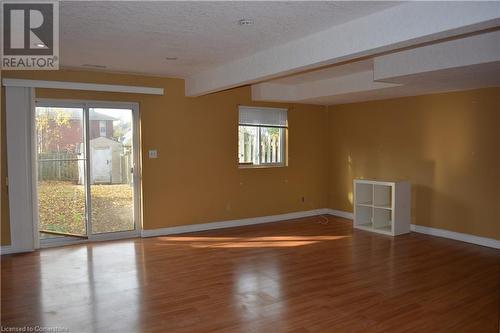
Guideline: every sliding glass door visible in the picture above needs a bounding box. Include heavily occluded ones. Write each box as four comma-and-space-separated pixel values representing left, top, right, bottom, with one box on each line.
88, 107, 136, 235
34, 101, 140, 245
36, 106, 88, 239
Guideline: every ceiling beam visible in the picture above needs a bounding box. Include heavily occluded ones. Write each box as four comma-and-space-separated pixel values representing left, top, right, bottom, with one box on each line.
251, 30, 500, 105
185, 1, 500, 97
252, 71, 400, 103
374, 30, 500, 82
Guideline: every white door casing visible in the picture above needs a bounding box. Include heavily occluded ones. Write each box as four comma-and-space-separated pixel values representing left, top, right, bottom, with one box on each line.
2, 77, 152, 253
5, 87, 37, 253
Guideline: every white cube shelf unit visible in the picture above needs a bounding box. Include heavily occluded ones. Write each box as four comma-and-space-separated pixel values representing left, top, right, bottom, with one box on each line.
353, 179, 411, 236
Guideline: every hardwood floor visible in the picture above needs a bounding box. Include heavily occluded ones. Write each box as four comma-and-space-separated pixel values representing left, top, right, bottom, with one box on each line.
1, 215, 499, 332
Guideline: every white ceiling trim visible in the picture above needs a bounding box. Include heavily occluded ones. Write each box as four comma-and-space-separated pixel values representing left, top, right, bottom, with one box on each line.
2, 79, 164, 95
186, 1, 500, 96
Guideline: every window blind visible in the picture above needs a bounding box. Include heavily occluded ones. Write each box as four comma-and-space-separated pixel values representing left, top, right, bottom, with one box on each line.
238, 106, 287, 127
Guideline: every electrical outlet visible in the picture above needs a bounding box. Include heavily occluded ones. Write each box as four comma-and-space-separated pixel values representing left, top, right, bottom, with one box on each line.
148, 149, 158, 159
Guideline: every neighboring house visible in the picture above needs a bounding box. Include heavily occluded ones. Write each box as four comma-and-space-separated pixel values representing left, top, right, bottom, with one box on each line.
39, 108, 130, 185
57, 109, 117, 153
37, 108, 118, 154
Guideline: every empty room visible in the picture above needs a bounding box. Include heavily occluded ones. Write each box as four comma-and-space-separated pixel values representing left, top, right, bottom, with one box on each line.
1, 1, 499, 332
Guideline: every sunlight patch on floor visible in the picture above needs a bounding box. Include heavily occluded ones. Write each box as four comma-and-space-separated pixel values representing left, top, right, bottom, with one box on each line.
155, 235, 350, 248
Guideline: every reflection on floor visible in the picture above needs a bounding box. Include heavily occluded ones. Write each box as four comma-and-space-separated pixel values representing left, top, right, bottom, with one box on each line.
1, 215, 499, 332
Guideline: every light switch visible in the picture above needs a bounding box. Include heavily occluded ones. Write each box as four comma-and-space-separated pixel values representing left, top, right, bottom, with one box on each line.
148, 149, 158, 159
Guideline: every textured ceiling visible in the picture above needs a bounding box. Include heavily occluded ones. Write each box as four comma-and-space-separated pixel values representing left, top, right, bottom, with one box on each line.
59, 1, 400, 77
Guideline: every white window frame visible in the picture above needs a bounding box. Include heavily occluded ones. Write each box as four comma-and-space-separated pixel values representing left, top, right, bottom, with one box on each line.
238, 106, 287, 168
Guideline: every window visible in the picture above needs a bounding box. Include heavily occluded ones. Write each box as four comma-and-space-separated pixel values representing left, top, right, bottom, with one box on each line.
99, 120, 107, 137
238, 106, 287, 167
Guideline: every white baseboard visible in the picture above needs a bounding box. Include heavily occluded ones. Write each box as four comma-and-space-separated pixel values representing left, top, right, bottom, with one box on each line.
4, 208, 497, 252
1, 246, 14, 255
1, 245, 35, 255
142, 208, 330, 237
2, 208, 337, 253
411, 224, 500, 250
323, 209, 500, 250
326, 209, 354, 220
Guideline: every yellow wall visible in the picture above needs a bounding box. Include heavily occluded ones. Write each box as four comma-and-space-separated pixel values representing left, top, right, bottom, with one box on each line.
1, 70, 498, 246
1, 70, 329, 245
328, 88, 500, 240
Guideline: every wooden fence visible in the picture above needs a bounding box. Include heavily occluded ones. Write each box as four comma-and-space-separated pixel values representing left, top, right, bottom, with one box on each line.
239, 131, 281, 164
38, 151, 133, 184
37, 152, 81, 182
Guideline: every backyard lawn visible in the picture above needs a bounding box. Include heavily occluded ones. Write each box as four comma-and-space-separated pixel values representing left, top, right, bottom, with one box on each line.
38, 181, 134, 236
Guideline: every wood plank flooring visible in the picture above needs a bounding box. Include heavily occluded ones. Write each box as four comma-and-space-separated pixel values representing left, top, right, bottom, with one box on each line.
1, 215, 499, 332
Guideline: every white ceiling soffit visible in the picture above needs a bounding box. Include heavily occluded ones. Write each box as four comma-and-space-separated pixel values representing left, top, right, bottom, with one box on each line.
186, 1, 500, 96
297, 62, 500, 105
251, 30, 500, 105
251, 66, 402, 103
60, 1, 398, 78
373, 30, 500, 83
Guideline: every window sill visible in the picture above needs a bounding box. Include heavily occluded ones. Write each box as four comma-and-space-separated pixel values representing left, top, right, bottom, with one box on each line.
238, 164, 287, 169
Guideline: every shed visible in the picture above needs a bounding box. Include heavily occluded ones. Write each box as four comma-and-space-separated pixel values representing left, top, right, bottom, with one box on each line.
89, 137, 123, 184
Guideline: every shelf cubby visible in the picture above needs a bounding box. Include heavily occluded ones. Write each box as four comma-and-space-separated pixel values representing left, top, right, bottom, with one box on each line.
354, 205, 372, 227
373, 208, 392, 230
355, 182, 373, 205
373, 184, 392, 208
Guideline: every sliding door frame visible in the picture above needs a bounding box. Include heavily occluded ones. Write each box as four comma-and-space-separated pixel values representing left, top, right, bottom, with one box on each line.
34, 99, 142, 248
